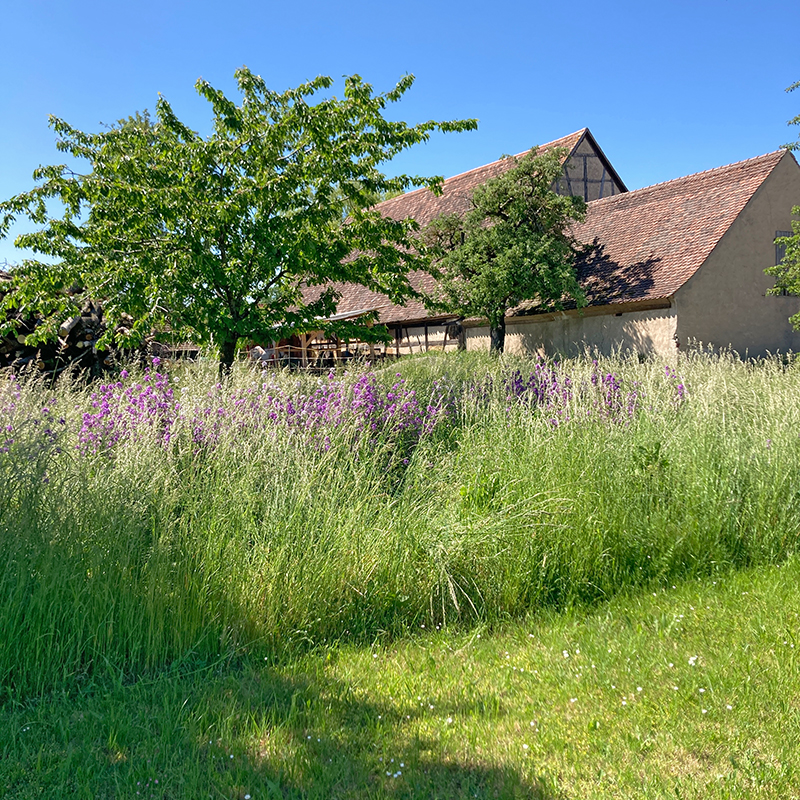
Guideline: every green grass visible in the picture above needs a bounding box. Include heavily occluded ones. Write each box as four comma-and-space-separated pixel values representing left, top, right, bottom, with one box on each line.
2, 557, 799, 798
2, 350, 800, 795
2, 352, 800, 696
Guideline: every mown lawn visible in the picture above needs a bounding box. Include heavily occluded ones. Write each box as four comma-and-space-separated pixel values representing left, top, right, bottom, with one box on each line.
3, 557, 799, 798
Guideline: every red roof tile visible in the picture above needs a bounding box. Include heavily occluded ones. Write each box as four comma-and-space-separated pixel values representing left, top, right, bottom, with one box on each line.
565, 149, 788, 310
304, 145, 790, 327
301, 270, 440, 326
377, 129, 588, 228
302, 130, 591, 325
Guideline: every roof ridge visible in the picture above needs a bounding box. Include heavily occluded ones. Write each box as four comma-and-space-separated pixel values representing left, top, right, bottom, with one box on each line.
433, 128, 588, 184
376, 129, 589, 208
588, 149, 786, 206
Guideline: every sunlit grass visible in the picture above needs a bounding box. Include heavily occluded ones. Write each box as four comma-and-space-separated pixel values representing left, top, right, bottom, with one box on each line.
1, 350, 800, 700
2, 350, 800, 796
2, 557, 798, 798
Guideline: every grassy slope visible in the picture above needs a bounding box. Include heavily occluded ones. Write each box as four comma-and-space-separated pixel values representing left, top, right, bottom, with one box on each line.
2, 557, 799, 799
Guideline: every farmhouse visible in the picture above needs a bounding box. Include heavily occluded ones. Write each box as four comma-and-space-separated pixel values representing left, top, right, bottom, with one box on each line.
304, 128, 800, 359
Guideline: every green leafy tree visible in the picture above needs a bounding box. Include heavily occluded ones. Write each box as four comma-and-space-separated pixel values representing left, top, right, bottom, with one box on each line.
424, 146, 587, 354
766, 80, 800, 320
0, 69, 476, 372
784, 80, 800, 152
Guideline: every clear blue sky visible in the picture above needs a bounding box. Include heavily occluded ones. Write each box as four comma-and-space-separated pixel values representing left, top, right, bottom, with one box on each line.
1, 0, 798, 265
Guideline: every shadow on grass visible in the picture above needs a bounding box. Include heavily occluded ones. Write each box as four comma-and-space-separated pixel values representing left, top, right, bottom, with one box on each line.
0, 657, 564, 800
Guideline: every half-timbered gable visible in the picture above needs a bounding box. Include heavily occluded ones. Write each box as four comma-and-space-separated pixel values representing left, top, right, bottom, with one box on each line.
553, 128, 626, 201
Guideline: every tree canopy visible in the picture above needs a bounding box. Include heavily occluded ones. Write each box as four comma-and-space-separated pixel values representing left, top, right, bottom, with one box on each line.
0, 68, 476, 370
784, 80, 800, 152
766, 80, 800, 320
424, 146, 587, 353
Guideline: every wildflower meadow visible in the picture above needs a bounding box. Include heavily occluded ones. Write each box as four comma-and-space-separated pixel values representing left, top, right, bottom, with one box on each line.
2, 350, 800, 798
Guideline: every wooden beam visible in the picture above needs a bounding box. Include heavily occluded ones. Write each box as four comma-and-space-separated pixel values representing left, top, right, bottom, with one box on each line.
300, 333, 308, 367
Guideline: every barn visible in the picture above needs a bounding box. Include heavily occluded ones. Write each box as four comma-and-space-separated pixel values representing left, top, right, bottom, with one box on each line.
305, 128, 800, 359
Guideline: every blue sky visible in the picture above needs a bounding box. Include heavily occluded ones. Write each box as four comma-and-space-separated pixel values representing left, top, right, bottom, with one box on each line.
1, 0, 798, 265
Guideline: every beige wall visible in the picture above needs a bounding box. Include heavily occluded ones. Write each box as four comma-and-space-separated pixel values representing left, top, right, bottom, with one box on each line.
674, 153, 800, 356
465, 306, 678, 358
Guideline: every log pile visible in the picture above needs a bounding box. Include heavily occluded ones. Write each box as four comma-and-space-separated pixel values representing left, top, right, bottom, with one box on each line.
0, 270, 132, 377
1, 270, 200, 378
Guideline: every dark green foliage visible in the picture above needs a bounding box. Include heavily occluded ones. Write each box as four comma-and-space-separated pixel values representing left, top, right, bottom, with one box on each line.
766, 80, 800, 319
424, 146, 587, 353
784, 79, 800, 152
0, 70, 476, 370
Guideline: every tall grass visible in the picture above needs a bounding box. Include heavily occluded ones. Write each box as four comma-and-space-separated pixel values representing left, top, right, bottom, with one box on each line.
2, 351, 800, 698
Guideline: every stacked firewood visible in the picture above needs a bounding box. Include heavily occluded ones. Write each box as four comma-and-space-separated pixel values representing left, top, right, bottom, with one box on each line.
0, 270, 141, 377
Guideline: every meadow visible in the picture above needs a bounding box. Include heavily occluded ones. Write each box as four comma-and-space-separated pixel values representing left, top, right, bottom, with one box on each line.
1, 350, 799, 798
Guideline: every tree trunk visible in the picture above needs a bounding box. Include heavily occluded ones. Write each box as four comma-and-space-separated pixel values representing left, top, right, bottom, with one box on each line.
219, 336, 237, 378
489, 316, 506, 354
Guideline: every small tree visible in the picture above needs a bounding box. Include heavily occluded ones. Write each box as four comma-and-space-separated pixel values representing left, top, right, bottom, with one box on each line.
766, 80, 800, 319
766, 218, 800, 320
784, 80, 800, 152
0, 69, 476, 372
424, 146, 587, 353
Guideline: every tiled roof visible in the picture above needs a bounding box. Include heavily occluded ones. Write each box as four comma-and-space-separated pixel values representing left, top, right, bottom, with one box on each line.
377, 129, 588, 228
301, 270, 441, 326
304, 148, 789, 327
563, 149, 787, 311
302, 131, 590, 325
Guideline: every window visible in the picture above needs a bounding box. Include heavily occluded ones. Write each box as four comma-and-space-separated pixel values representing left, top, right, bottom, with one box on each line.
776, 230, 792, 266
774, 230, 792, 296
